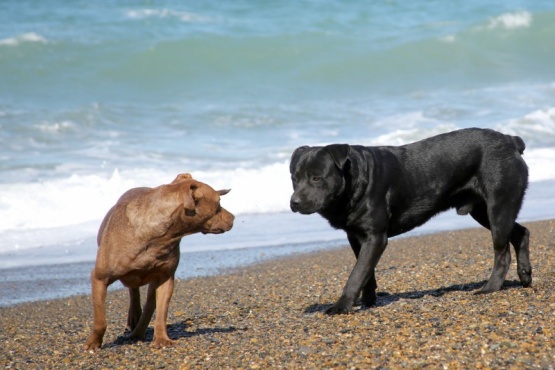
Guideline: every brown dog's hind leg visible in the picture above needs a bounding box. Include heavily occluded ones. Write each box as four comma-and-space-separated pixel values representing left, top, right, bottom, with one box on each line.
128, 282, 157, 341
83, 269, 108, 350
152, 276, 176, 347
126, 287, 142, 333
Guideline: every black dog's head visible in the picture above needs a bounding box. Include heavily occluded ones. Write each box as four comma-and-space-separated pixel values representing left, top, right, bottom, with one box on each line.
289, 144, 350, 214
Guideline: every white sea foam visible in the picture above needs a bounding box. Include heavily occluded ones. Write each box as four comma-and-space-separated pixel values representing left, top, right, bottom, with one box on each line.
34, 120, 75, 133
126, 8, 208, 23
0, 162, 291, 234
440, 35, 456, 43
0, 32, 47, 47
498, 107, 555, 146
366, 124, 460, 146
524, 148, 555, 182
487, 11, 532, 30
0, 142, 554, 257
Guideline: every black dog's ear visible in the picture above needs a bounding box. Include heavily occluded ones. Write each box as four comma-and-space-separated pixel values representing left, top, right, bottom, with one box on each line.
325, 144, 350, 170
290, 146, 310, 173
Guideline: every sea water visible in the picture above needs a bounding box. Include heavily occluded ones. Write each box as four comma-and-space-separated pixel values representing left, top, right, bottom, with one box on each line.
1, 1, 554, 306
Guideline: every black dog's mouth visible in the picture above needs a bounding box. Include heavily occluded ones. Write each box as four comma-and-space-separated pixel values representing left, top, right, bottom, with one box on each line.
295, 208, 317, 215
290, 199, 318, 215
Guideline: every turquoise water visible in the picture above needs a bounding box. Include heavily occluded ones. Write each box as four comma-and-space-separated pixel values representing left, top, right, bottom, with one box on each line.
1, 1, 555, 298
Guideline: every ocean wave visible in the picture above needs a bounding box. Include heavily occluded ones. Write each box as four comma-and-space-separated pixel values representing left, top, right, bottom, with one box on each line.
106, 10, 554, 94
497, 107, 555, 147
2, 8, 554, 102
0, 32, 47, 47
0, 142, 553, 236
0, 161, 292, 233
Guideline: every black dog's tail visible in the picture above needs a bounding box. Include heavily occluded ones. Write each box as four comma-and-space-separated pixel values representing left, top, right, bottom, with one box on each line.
511, 135, 526, 154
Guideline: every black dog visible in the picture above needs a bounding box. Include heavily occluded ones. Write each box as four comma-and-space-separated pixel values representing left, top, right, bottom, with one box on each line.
290, 128, 531, 314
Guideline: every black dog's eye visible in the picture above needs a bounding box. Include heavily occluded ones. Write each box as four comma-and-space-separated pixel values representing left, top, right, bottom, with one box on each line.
312, 176, 322, 182
291, 176, 297, 184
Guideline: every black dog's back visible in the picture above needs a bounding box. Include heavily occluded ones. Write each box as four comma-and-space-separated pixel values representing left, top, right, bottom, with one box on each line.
375, 128, 528, 236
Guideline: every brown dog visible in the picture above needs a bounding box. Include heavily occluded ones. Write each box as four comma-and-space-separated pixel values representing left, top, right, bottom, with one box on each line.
83, 173, 234, 350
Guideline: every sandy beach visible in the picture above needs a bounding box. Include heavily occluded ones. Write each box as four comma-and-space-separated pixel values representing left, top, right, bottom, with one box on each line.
2, 219, 555, 369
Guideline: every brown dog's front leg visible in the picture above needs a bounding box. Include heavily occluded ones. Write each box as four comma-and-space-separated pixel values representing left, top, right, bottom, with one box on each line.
83, 269, 108, 350
326, 233, 387, 315
127, 287, 142, 332
152, 276, 176, 347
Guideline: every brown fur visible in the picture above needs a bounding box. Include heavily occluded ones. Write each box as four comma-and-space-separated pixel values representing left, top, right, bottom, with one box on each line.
83, 173, 234, 350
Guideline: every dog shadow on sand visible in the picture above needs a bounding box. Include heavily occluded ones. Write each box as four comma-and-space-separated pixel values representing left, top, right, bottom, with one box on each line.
105, 321, 243, 348
304, 279, 525, 314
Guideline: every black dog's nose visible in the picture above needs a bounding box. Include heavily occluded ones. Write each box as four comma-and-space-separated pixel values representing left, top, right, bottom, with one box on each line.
290, 198, 300, 212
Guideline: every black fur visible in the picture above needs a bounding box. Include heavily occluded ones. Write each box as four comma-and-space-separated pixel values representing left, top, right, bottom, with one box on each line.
289, 128, 531, 314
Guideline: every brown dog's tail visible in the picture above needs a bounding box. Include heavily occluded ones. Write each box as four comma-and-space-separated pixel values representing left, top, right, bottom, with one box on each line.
511, 135, 526, 154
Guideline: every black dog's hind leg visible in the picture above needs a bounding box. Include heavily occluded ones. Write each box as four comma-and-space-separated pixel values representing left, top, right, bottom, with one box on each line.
510, 223, 532, 287
479, 220, 512, 294
347, 234, 378, 307
471, 202, 511, 293
470, 203, 532, 291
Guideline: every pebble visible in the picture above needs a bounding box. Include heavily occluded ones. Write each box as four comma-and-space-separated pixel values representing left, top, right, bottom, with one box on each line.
1, 220, 555, 368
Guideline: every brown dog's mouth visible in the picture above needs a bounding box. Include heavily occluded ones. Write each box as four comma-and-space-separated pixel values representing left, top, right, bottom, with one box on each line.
202, 228, 226, 235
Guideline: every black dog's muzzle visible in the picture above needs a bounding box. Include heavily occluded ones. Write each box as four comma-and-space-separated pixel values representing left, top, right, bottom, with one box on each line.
290, 197, 301, 213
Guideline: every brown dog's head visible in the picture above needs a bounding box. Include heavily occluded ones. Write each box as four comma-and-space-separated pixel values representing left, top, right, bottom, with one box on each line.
170, 173, 234, 235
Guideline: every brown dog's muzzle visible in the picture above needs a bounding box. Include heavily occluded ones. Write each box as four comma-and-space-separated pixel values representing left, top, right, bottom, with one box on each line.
202, 209, 234, 234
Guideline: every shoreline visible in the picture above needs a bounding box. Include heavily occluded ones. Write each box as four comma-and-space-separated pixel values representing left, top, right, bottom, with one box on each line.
2, 219, 555, 368
0, 238, 344, 308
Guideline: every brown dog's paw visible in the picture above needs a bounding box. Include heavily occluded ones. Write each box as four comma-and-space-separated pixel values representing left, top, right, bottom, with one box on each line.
83, 338, 102, 351
151, 338, 177, 348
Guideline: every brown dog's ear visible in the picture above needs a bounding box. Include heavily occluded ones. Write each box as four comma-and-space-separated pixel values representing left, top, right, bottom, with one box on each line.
182, 183, 196, 216
218, 189, 231, 196
171, 173, 193, 184
192, 186, 204, 201
325, 144, 350, 170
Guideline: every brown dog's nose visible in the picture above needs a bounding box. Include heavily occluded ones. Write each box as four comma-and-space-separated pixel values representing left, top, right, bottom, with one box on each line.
222, 209, 235, 230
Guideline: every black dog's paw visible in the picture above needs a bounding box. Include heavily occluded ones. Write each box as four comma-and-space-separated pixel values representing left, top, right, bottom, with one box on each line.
474, 287, 497, 295
325, 303, 352, 315
519, 270, 532, 288
325, 305, 350, 315
361, 294, 377, 308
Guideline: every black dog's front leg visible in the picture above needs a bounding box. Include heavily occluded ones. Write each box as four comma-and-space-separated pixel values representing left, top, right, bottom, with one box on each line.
347, 234, 378, 307
326, 233, 387, 315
